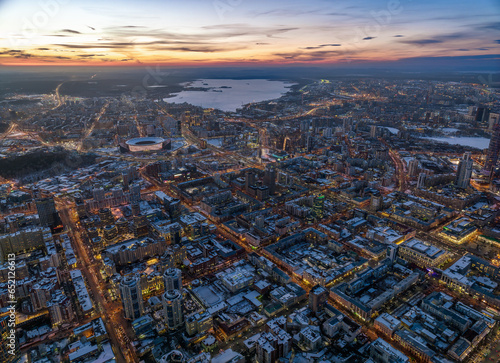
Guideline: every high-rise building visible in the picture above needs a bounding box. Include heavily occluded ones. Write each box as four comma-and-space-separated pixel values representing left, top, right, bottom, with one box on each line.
488, 112, 500, 131
455, 152, 473, 189
475, 107, 490, 123
245, 171, 256, 192
485, 122, 500, 173
408, 159, 419, 177
163, 268, 182, 291
92, 188, 105, 202
309, 285, 328, 313
306, 133, 313, 152
130, 183, 141, 203
35, 198, 58, 227
370, 125, 378, 138
119, 276, 144, 320
312, 195, 325, 220
417, 173, 427, 189
263, 166, 276, 195
163, 289, 184, 330
99, 208, 114, 226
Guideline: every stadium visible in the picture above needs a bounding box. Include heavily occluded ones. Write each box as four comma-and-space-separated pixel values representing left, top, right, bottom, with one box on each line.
120, 137, 171, 153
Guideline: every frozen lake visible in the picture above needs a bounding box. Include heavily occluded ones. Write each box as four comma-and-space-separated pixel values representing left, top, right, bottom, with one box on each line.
163, 79, 295, 112
422, 136, 490, 149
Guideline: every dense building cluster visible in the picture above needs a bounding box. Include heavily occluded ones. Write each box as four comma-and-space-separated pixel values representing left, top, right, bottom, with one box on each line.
1, 76, 499, 363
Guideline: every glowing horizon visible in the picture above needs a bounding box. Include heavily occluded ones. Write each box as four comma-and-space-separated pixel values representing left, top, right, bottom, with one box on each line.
0, 0, 499, 67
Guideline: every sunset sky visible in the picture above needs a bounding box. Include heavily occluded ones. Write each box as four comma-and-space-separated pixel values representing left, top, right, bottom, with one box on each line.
0, 0, 499, 67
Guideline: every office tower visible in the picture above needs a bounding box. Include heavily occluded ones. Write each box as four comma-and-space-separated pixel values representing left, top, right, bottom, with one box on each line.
131, 202, 141, 216
92, 188, 105, 202
122, 171, 130, 189
306, 133, 313, 152
99, 208, 114, 226
133, 215, 149, 238
455, 152, 473, 189
485, 122, 500, 173
312, 195, 325, 220
116, 217, 129, 235
475, 106, 490, 123
163, 289, 184, 330
168, 199, 181, 220
74, 194, 87, 219
370, 125, 378, 138
163, 268, 182, 291
370, 194, 383, 211
408, 159, 419, 177
417, 173, 427, 189
103, 224, 118, 242
488, 112, 500, 131
168, 223, 182, 245
263, 166, 276, 195
245, 171, 256, 192
309, 285, 328, 313
282, 136, 292, 152
35, 198, 57, 227
130, 183, 141, 203
119, 276, 144, 320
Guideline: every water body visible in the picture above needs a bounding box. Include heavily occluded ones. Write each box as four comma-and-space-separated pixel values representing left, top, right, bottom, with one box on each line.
422, 136, 490, 149
207, 138, 223, 147
383, 127, 399, 135
163, 79, 295, 112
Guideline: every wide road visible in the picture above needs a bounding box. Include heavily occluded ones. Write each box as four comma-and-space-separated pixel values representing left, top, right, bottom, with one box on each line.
57, 203, 135, 363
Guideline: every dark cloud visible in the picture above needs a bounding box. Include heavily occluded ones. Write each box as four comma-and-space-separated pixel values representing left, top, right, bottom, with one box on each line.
37, 47, 49, 51
400, 32, 469, 46
87, 26, 95, 31
104, 23, 298, 41
363, 37, 375, 40
393, 35, 404, 37
300, 43, 341, 50
495, 40, 500, 44
61, 29, 81, 34
475, 21, 500, 31
400, 39, 442, 45
274, 49, 346, 62
54, 41, 247, 53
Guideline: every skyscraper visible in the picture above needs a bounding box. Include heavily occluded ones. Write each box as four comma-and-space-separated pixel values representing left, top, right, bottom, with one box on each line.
162, 289, 184, 330
455, 152, 473, 189
35, 198, 58, 227
417, 173, 427, 189
408, 159, 419, 178
129, 183, 141, 203
119, 276, 144, 320
485, 122, 500, 174
312, 195, 325, 221
263, 166, 276, 195
163, 268, 182, 291
245, 171, 255, 192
